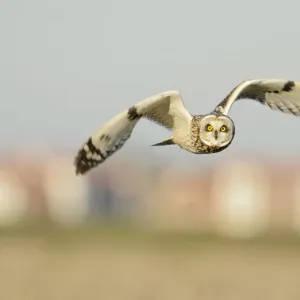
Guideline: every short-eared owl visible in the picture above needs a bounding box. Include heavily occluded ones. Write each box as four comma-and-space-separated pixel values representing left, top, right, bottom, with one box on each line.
75, 79, 300, 175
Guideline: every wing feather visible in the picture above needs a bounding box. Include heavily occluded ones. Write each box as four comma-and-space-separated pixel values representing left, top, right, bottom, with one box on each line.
215, 79, 300, 116
74, 90, 191, 175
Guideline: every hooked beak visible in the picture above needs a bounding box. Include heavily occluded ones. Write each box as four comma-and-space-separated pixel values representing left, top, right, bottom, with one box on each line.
214, 131, 218, 140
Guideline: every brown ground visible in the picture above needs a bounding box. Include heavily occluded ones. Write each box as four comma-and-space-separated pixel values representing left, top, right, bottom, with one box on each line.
0, 224, 300, 300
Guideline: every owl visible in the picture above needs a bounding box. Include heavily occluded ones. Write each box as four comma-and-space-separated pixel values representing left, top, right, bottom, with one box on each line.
74, 79, 300, 175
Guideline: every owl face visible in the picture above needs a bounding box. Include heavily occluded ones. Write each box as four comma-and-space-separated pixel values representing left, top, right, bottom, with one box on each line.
199, 114, 235, 148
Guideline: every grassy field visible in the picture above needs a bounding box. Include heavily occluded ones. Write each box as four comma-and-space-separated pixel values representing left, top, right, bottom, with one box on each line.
0, 222, 300, 300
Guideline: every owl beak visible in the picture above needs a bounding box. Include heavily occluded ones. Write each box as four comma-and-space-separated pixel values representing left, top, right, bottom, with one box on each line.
214, 131, 218, 140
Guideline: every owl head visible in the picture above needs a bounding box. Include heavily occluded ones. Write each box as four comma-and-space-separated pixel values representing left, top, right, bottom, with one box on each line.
199, 114, 235, 148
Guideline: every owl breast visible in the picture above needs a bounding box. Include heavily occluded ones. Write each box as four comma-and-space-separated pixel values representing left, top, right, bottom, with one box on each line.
195, 142, 231, 154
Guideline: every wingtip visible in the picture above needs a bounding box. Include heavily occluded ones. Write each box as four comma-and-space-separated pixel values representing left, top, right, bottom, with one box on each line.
73, 150, 91, 176
74, 160, 91, 176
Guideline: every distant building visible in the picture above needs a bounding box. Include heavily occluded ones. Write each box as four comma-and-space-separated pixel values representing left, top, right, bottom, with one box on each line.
0, 169, 29, 226
211, 159, 271, 238
42, 155, 90, 226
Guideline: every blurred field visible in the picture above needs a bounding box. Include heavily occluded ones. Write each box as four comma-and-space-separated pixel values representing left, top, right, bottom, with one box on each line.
0, 222, 300, 300
1, 153, 300, 299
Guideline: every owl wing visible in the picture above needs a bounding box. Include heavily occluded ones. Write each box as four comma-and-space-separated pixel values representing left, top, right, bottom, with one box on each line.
74, 90, 192, 175
214, 79, 300, 116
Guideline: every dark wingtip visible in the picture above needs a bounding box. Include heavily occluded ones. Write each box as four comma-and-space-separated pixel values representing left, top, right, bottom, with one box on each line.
73, 137, 107, 176
74, 150, 90, 176
75, 164, 90, 176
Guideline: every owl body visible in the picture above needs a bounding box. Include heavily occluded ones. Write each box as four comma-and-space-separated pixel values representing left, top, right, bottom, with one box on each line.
74, 79, 300, 175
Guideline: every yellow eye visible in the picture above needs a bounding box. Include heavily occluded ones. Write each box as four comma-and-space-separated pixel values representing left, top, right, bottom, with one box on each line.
220, 125, 227, 132
206, 125, 213, 131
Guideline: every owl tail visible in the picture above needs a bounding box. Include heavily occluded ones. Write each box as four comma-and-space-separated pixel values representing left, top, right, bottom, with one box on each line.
151, 137, 175, 146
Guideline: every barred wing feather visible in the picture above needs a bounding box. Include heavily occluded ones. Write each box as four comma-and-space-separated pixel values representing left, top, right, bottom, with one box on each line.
74, 90, 191, 175
216, 79, 300, 116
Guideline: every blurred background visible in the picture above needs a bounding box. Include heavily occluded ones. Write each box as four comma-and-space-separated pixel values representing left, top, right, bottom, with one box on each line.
2, 0, 300, 299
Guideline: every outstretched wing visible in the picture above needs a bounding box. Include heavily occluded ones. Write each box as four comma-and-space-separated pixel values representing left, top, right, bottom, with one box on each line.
74, 90, 192, 175
215, 79, 300, 116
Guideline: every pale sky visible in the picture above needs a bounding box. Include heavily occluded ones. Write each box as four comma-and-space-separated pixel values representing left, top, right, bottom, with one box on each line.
1, 0, 300, 166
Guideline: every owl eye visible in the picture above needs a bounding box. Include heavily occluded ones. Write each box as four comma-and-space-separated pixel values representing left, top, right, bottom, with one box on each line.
220, 125, 227, 132
206, 124, 213, 131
